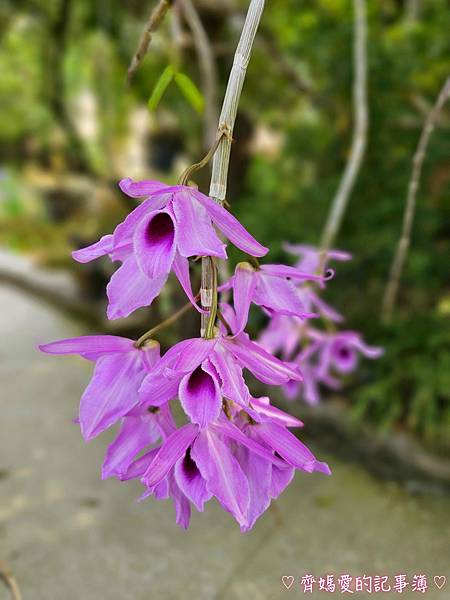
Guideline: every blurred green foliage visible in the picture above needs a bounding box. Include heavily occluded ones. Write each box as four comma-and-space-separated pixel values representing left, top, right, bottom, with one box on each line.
0, 0, 449, 447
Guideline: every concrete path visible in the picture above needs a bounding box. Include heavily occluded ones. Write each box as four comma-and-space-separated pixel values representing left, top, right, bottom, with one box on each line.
1, 284, 449, 600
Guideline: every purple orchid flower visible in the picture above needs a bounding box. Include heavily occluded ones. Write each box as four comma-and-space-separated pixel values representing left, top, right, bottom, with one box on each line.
259, 313, 304, 359
283, 243, 352, 275
73, 179, 268, 320
117, 401, 329, 530
282, 329, 383, 404
39, 335, 160, 440
220, 261, 330, 336
315, 330, 383, 378
138, 328, 303, 428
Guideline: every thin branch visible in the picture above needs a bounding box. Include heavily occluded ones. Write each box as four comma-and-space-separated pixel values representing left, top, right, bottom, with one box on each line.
181, 0, 219, 148
127, 0, 173, 84
0, 560, 22, 600
320, 0, 368, 252
381, 76, 450, 324
135, 295, 199, 347
200, 0, 265, 336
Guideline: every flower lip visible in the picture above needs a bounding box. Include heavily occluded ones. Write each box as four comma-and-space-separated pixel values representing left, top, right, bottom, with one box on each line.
145, 211, 174, 245
133, 210, 177, 279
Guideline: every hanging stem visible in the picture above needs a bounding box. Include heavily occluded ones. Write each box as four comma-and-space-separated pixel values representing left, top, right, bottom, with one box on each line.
200, 0, 265, 337
381, 76, 450, 324
178, 132, 225, 186
320, 0, 368, 253
135, 296, 198, 347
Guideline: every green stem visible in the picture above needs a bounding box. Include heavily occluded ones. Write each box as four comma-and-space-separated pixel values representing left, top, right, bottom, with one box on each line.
135, 296, 198, 348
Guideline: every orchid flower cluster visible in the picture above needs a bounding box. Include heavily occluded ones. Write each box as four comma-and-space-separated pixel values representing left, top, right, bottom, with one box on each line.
259, 244, 383, 406
39, 178, 377, 531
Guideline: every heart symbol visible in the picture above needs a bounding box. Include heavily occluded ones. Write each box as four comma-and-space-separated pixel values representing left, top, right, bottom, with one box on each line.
281, 575, 295, 590
434, 576, 446, 590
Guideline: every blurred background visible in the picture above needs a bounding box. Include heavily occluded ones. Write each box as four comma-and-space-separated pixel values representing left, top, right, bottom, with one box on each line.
1, 1, 449, 598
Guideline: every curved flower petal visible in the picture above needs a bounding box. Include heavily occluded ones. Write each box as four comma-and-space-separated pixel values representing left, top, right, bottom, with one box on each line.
72, 234, 113, 263
142, 423, 198, 487
102, 416, 155, 479
121, 447, 159, 481
270, 464, 295, 499
224, 335, 302, 385
250, 396, 304, 428
106, 256, 167, 320
173, 191, 227, 259
234, 439, 271, 531
179, 364, 221, 428
260, 264, 329, 282
79, 352, 144, 440
133, 209, 177, 279
172, 253, 204, 313
253, 274, 313, 318
191, 429, 249, 528
174, 449, 212, 511
139, 340, 161, 370
210, 344, 249, 407
171, 337, 217, 373
256, 422, 331, 475
212, 421, 286, 467
113, 198, 160, 248
232, 263, 257, 336
193, 191, 268, 257
169, 477, 192, 529
39, 335, 133, 360
119, 178, 173, 198
139, 371, 181, 407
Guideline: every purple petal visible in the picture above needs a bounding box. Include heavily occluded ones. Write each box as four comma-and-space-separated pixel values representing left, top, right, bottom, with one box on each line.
234, 437, 272, 531
194, 191, 268, 257
210, 344, 250, 407
256, 422, 331, 475
306, 289, 344, 323
171, 337, 217, 373
254, 273, 312, 318
113, 198, 161, 248
142, 423, 198, 487
232, 263, 257, 336
191, 429, 249, 528
121, 447, 159, 481
174, 449, 212, 511
139, 340, 161, 370
102, 416, 155, 479
173, 190, 227, 259
72, 234, 113, 263
133, 209, 177, 279
138, 372, 181, 407
118, 178, 172, 198
172, 253, 204, 313
212, 421, 286, 467
79, 352, 145, 440
250, 396, 304, 427
106, 256, 167, 320
169, 475, 192, 529
223, 335, 302, 385
270, 464, 295, 499
260, 264, 328, 282
179, 364, 222, 428
39, 335, 133, 360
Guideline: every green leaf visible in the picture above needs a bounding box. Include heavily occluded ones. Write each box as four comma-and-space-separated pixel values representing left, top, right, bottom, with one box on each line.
174, 72, 204, 113
148, 65, 175, 111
